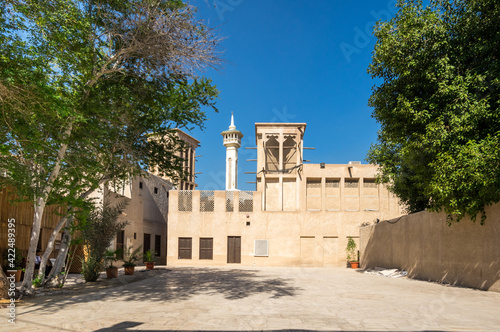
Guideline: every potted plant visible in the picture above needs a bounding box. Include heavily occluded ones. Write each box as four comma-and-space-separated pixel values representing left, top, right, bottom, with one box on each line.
4, 248, 24, 282
346, 237, 359, 269
104, 249, 120, 279
122, 245, 142, 275
143, 249, 157, 270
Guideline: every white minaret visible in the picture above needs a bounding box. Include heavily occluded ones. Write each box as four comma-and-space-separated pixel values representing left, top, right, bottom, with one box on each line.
221, 113, 243, 190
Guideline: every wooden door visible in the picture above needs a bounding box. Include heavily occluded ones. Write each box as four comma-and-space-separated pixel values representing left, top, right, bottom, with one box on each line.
227, 236, 241, 263
143, 233, 151, 255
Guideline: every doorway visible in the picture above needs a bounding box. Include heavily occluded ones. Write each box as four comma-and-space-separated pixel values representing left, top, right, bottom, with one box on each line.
227, 236, 241, 263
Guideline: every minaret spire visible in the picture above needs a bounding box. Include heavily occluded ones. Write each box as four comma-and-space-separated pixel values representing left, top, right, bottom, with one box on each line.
221, 113, 244, 190
229, 112, 236, 129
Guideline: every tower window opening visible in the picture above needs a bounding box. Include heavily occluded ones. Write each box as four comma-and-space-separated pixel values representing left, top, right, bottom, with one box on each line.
265, 134, 280, 171
283, 134, 297, 171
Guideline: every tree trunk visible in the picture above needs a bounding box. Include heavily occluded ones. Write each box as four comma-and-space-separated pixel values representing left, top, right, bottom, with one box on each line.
19, 122, 73, 294
38, 179, 104, 283
41, 176, 110, 286
0, 266, 9, 299
20, 198, 46, 294
45, 226, 71, 286
38, 214, 71, 283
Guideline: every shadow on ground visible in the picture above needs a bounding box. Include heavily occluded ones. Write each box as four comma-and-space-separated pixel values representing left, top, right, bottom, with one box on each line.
94, 321, 446, 332
18, 267, 301, 314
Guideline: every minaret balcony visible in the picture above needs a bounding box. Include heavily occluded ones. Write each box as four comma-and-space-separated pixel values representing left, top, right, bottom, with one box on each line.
224, 138, 241, 144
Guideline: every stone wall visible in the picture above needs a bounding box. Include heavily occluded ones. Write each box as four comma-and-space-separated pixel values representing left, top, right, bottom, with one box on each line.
167, 188, 403, 267
360, 204, 500, 292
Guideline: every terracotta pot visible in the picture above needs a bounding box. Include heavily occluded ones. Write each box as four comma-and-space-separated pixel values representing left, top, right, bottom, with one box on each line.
7, 269, 22, 282
124, 266, 135, 275
106, 267, 118, 279
145, 262, 155, 270
350, 261, 359, 269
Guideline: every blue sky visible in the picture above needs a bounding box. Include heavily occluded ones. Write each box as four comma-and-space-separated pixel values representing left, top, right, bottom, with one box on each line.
187, 0, 398, 191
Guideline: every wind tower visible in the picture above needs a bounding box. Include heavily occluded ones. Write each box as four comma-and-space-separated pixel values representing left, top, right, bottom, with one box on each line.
221, 113, 244, 190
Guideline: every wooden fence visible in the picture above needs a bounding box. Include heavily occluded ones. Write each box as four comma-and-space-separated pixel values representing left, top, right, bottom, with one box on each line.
0, 187, 83, 273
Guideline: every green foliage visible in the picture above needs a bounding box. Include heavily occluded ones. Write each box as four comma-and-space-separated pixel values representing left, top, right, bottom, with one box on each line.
1, 0, 220, 209
143, 249, 157, 263
2, 1, 221, 292
122, 245, 142, 268
367, 0, 500, 223
32, 275, 43, 288
81, 255, 102, 283
104, 249, 121, 269
80, 203, 128, 282
346, 237, 357, 262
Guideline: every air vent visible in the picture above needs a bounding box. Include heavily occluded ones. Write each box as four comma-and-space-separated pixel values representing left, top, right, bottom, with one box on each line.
254, 240, 269, 257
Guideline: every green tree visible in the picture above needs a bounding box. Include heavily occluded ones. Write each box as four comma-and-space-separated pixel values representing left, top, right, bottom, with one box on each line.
367, 0, 500, 224
80, 202, 128, 282
0, 0, 221, 294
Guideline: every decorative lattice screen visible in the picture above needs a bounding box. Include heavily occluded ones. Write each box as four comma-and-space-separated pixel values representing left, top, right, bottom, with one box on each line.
306, 179, 322, 189
200, 190, 215, 212
239, 191, 253, 212
363, 179, 377, 188
178, 190, 193, 212
254, 240, 269, 257
325, 179, 340, 188
344, 179, 359, 188
225, 191, 234, 212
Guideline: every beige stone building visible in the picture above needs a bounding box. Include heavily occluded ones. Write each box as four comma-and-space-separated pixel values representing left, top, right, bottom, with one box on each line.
167, 122, 404, 267
104, 129, 199, 265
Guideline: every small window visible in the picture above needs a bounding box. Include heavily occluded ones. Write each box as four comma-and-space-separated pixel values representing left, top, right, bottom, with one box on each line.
139, 182, 143, 189
154, 187, 159, 195
178, 237, 192, 259
199, 238, 213, 260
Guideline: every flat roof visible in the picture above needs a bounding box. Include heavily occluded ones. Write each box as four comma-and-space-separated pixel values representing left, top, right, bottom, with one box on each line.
254, 123, 307, 143
174, 128, 201, 144
255, 123, 307, 127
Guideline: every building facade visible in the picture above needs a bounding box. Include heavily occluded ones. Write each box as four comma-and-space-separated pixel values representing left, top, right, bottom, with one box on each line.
106, 129, 200, 264
167, 122, 404, 267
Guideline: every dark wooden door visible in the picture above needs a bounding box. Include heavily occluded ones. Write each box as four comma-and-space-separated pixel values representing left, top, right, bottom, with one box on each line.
143, 233, 151, 255
116, 231, 124, 259
227, 236, 241, 263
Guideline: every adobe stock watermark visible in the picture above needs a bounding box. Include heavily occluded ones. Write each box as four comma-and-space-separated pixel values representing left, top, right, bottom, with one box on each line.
6, 218, 17, 324
407, 285, 457, 330
204, 170, 226, 191
212, 0, 244, 22
339, 0, 398, 64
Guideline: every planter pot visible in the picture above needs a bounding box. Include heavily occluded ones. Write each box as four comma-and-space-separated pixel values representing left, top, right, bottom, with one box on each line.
145, 262, 155, 270
7, 269, 22, 282
350, 261, 359, 269
124, 266, 135, 275
106, 267, 118, 279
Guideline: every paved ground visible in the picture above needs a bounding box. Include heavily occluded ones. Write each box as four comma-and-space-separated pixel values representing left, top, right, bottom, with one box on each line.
2, 265, 500, 331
